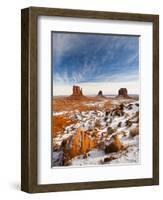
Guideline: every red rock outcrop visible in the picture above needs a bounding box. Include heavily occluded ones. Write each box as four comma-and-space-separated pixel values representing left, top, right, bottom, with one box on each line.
117, 88, 130, 98
97, 90, 106, 99
73, 85, 83, 96
98, 90, 103, 96
67, 85, 87, 100
63, 127, 97, 164
105, 135, 124, 153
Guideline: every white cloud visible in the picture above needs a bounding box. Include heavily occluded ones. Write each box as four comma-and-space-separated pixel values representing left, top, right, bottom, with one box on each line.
53, 32, 85, 61
54, 71, 70, 85
90, 69, 139, 83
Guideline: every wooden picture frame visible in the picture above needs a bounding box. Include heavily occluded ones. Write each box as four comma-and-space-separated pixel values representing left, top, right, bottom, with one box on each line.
21, 7, 159, 193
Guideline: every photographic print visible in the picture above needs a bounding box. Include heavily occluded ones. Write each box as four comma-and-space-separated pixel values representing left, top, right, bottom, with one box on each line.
52, 32, 140, 167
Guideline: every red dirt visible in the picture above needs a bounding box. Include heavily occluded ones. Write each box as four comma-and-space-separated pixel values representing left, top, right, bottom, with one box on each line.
52, 96, 111, 137
52, 115, 76, 138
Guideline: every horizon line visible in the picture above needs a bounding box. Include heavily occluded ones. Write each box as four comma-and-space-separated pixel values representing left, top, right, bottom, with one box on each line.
53, 93, 139, 96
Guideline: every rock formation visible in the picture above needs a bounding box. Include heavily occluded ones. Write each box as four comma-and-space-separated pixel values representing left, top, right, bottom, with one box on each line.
62, 128, 97, 165
117, 88, 129, 98
98, 90, 103, 96
73, 85, 83, 96
68, 85, 87, 100
97, 90, 106, 98
105, 135, 124, 153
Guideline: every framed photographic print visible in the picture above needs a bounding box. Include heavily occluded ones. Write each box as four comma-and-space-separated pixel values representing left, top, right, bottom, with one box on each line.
21, 7, 159, 193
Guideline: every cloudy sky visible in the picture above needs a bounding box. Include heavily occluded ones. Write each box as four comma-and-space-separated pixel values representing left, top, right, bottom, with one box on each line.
52, 32, 139, 96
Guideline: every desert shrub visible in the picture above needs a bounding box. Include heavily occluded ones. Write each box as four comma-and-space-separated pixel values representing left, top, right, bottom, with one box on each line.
103, 156, 116, 163
97, 141, 105, 150
125, 120, 132, 127
119, 103, 124, 110
107, 127, 116, 135
105, 135, 123, 153
130, 127, 139, 137
117, 122, 122, 128
95, 120, 101, 128
105, 111, 110, 116
127, 104, 133, 110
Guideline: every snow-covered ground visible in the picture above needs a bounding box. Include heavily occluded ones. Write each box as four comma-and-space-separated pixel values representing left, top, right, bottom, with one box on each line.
52, 99, 139, 167
69, 135, 139, 166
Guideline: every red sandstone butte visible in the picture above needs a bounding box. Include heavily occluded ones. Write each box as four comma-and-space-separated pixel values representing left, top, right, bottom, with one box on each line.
67, 85, 87, 100
117, 88, 130, 98
73, 85, 83, 96
97, 90, 106, 99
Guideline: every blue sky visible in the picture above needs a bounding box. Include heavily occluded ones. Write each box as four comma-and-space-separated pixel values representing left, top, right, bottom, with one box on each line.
52, 32, 139, 95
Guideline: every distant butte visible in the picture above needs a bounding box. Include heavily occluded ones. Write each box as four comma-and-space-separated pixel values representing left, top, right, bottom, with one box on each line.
67, 85, 88, 100
117, 88, 130, 98
73, 85, 83, 96
97, 90, 106, 99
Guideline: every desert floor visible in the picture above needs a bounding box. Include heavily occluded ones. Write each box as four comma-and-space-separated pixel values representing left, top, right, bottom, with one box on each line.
52, 96, 139, 167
